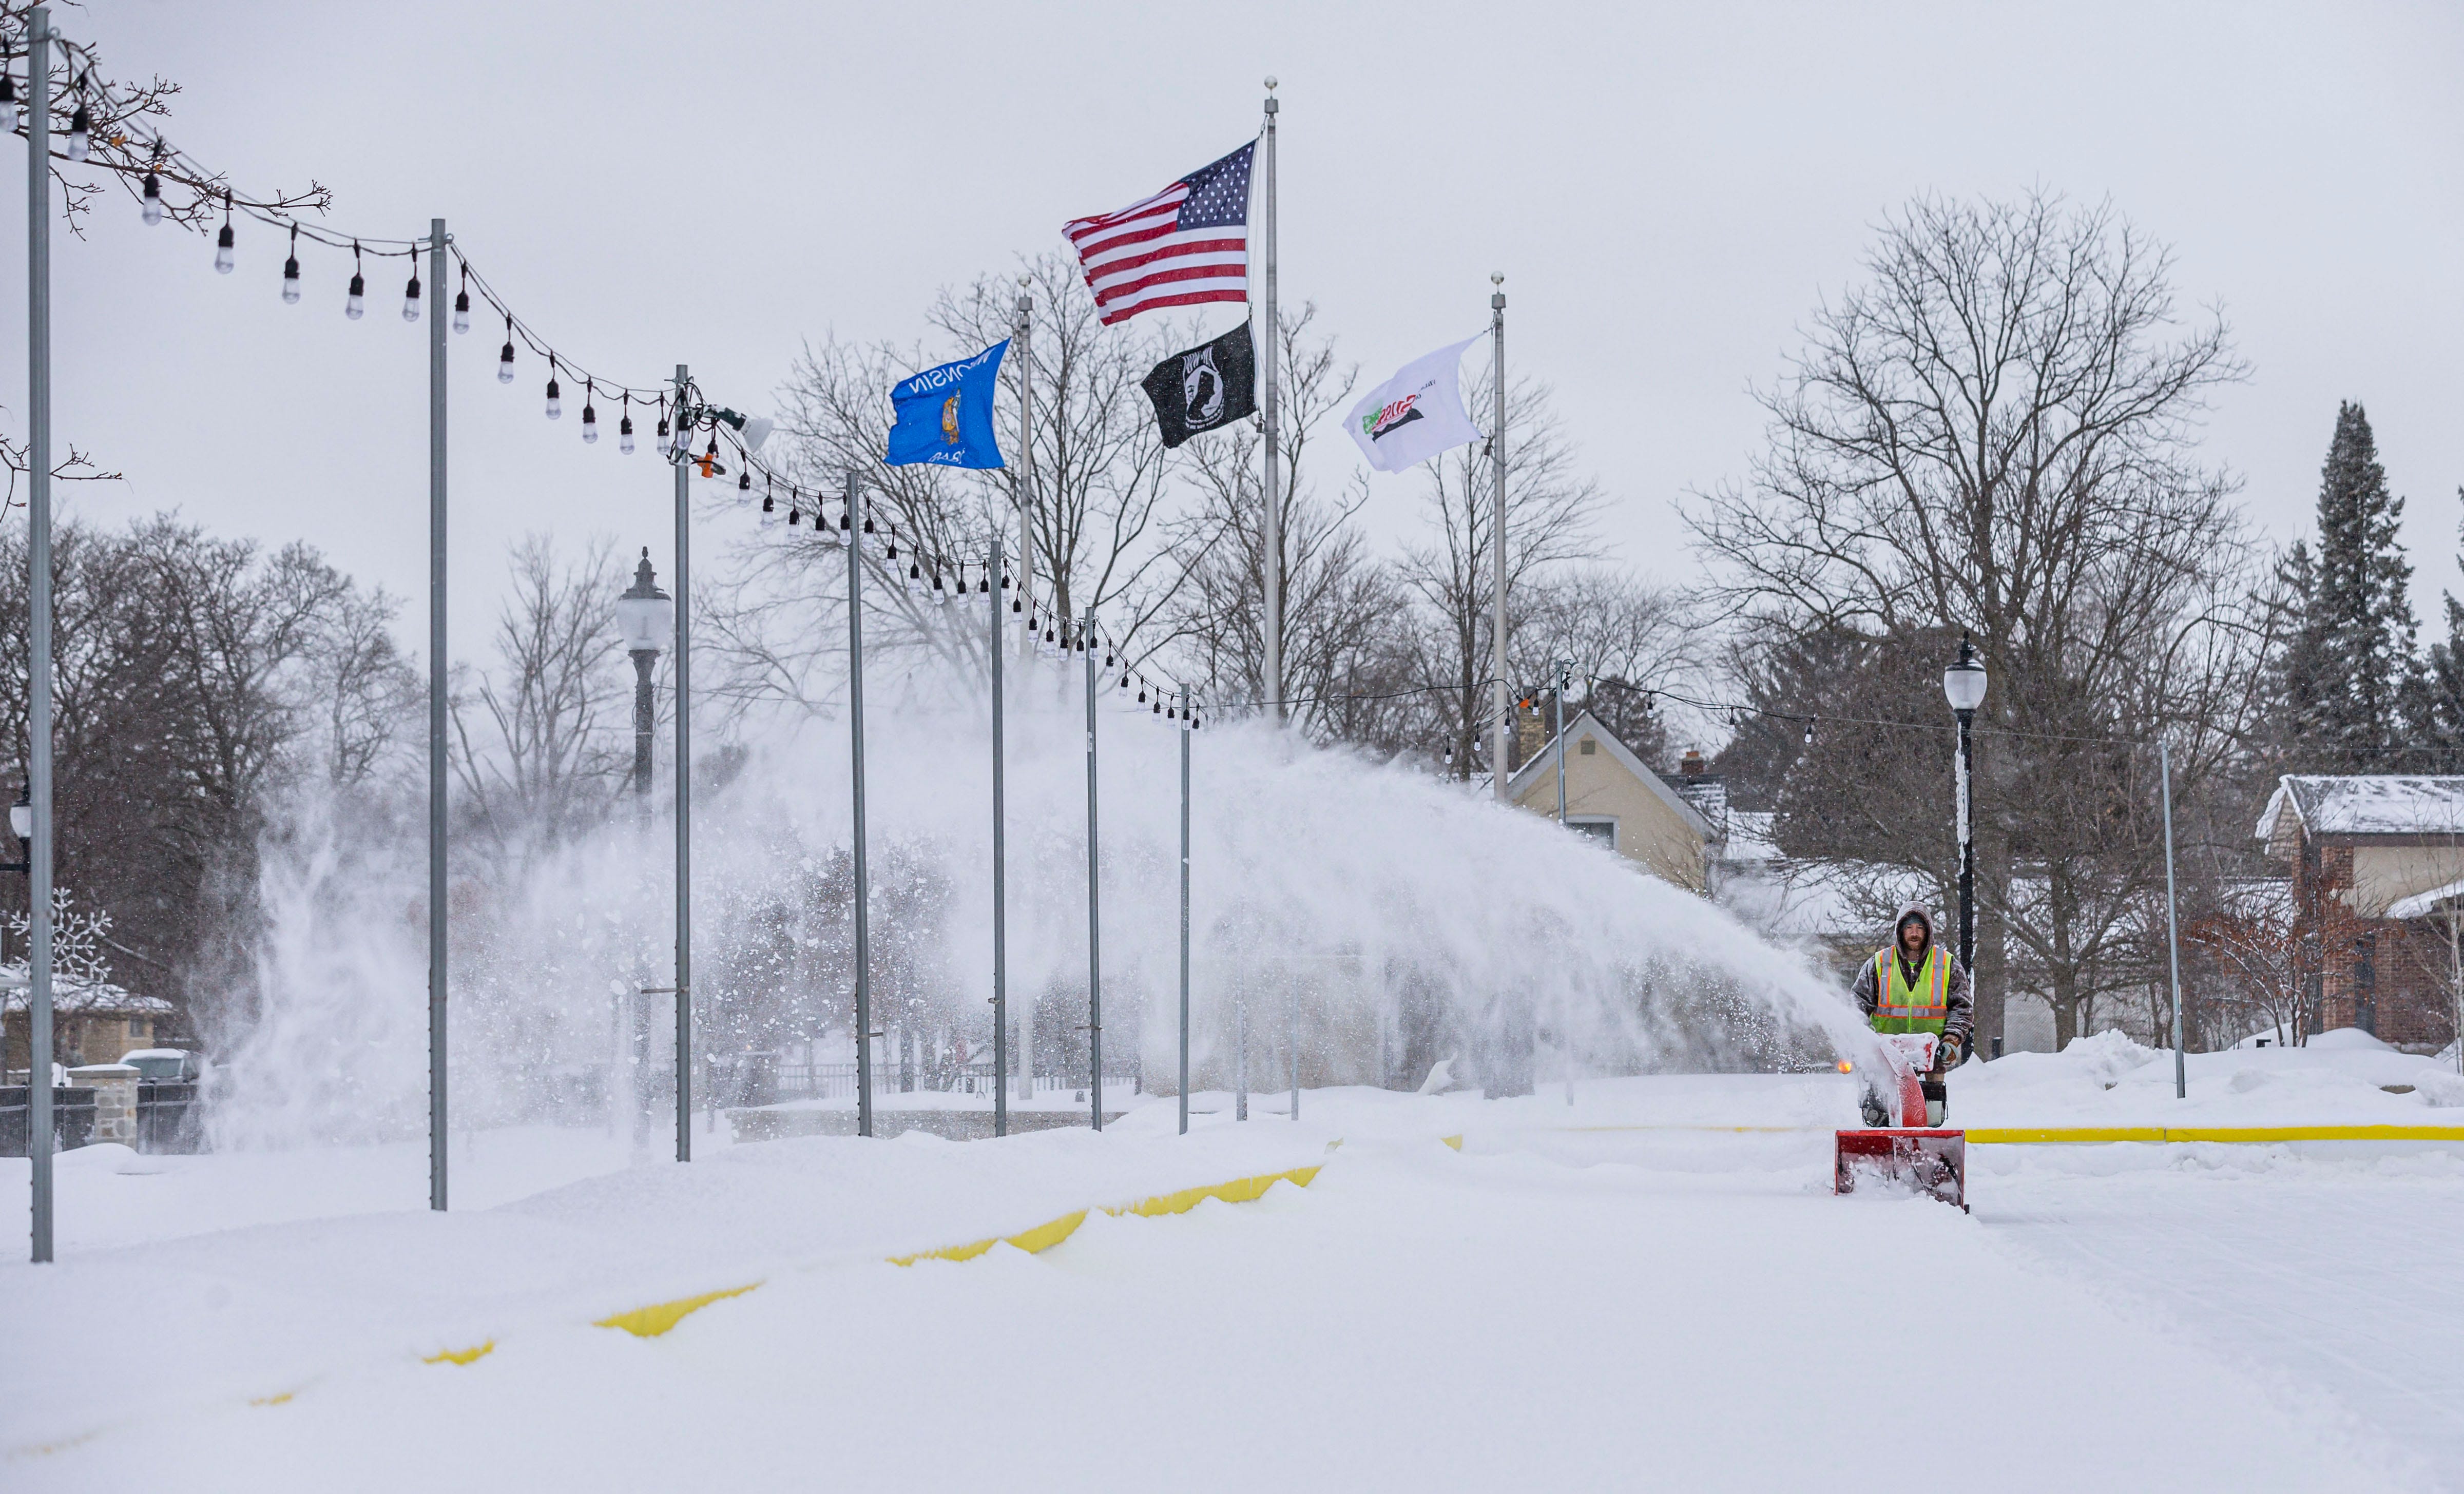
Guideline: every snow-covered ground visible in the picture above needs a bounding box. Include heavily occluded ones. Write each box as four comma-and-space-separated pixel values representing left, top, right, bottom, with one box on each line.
8, 1036, 2462, 1490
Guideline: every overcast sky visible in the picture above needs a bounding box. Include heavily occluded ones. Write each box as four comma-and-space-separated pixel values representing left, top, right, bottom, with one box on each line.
3, 0, 2459, 663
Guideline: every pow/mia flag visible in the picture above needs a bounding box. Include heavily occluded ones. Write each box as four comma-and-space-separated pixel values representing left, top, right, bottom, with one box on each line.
1141, 321, 1257, 449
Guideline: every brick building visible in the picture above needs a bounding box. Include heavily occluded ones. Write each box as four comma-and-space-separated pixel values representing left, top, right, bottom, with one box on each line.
2257, 775, 2464, 1051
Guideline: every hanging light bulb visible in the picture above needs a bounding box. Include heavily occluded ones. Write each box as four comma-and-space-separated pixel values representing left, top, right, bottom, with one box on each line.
654, 396, 671, 455
64, 81, 89, 162
838, 503, 852, 536
618, 395, 636, 455
280, 223, 301, 304
213, 193, 235, 274
785, 498, 800, 528
932, 571, 948, 605
545, 358, 562, 420
140, 143, 165, 225
976, 573, 989, 596
1802, 717, 1816, 745
1153, 696, 1163, 716
344, 241, 365, 319
401, 260, 421, 322
885, 527, 900, 563
1119, 671, 1131, 690
452, 267, 471, 335
64, 79, 89, 161
1137, 683, 1147, 704
862, 515, 879, 553
580, 381, 598, 443
1011, 594, 1022, 615
737, 465, 752, 495
905, 560, 925, 596
1104, 647, 1116, 668
498, 314, 516, 382
759, 493, 778, 529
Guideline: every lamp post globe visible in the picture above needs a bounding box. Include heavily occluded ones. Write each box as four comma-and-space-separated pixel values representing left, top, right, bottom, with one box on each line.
1943, 632, 1987, 1054
619, 550, 673, 801
8, 782, 29, 845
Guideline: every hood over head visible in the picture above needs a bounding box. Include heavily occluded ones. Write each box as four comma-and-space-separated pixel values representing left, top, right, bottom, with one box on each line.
1894, 903, 1935, 954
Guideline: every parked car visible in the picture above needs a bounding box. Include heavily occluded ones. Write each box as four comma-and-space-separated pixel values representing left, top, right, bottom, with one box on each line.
118, 1047, 203, 1082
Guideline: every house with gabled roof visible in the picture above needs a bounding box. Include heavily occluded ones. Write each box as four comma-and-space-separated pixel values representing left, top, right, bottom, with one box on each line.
1506, 710, 1719, 891
2256, 774, 2464, 1050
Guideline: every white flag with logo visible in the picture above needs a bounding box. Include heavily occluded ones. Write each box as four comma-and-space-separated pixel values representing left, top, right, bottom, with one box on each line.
1346, 336, 1484, 474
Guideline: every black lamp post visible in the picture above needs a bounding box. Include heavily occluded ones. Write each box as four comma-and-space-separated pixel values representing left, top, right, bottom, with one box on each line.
615, 550, 674, 803
1942, 634, 1989, 1027
2, 782, 28, 874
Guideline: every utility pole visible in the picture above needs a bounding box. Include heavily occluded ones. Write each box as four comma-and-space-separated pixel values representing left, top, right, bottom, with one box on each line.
1260, 77, 1282, 723
25, 5, 55, 1263
2162, 737, 2186, 1099
1179, 684, 1192, 1136
428, 218, 449, 1211
1014, 281, 1036, 663
671, 364, 692, 1162
989, 541, 1008, 1138
1085, 616, 1104, 1131
847, 472, 874, 1138
1489, 274, 1508, 802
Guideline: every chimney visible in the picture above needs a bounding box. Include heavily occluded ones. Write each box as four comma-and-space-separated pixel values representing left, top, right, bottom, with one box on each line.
1681, 748, 1707, 781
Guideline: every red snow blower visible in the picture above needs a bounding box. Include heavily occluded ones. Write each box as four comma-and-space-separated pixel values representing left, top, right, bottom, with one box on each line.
1834, 1033, 1966, 1210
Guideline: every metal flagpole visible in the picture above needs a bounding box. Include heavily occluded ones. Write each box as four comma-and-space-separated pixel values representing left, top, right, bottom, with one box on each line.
25, 6, 54, 1263
428, 219, 449, 1211
1085, 616, 1104, 1131
847, 471, 875, 1138
1178, 684, 1191, 1136
1260, 77, 1282, 724
672, 364, 692, 1162
1554, 661, 1569, 824
2162, 737, 2186, 1099
989, 541, 1008, 1138
1014, 282, 1036, 665
1489, 274, 1508, 803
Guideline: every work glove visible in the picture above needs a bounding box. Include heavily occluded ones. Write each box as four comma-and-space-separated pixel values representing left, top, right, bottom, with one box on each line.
1935, 1037, 1963, 1071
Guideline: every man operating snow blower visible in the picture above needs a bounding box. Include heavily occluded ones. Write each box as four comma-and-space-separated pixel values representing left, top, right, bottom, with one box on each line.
1851, 904, 1974, 1128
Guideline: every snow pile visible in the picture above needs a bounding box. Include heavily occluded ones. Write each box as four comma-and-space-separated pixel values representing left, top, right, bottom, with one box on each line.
1955, 1027, 2464, 1127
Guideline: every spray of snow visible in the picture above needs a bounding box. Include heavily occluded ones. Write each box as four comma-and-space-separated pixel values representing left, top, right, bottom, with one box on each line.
207, 644, 1872, 1148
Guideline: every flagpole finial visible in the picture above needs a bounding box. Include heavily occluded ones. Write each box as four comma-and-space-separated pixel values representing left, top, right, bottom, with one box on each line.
1264, 75, 1277, 91
1491, 271, 1504, 286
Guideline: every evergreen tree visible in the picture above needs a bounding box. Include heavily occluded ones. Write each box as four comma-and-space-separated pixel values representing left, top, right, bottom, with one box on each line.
2405, 488, 2464, 764
2282, 402, 2417, 768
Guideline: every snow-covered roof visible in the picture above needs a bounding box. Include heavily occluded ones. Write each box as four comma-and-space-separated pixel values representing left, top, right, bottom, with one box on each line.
2259, 775, 2464, 852
0, 965, 174, 1016
2387, 876, 2464, 921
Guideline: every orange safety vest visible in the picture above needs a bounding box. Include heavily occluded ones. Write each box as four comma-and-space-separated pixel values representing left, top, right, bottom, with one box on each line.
1870, 945, 1950, 1034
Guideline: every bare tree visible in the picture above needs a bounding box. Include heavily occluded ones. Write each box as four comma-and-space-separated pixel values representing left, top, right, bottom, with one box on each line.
720, 253, 1188, 720
0, 4, 330, 238
1161, 306, 1421, 740
1401, 371, 1603, 781
449, 536, 628, 871
1689, 191, 2258, 1050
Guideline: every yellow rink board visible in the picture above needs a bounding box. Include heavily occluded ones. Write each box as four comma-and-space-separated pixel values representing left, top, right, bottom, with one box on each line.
1966, 1123, 2464, 1145
547, 1162, 1331, 1354
890, 1163, 1323, 1267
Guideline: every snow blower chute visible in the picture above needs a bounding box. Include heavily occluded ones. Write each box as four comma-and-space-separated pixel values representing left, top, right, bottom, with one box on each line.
1834, 1033, 1966, 1210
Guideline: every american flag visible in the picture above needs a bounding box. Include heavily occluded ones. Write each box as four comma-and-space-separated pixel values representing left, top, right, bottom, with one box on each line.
1064, 141, 1255, 327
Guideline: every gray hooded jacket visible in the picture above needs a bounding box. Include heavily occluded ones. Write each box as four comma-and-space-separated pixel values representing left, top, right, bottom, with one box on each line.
1850, 903, 1975, 1055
